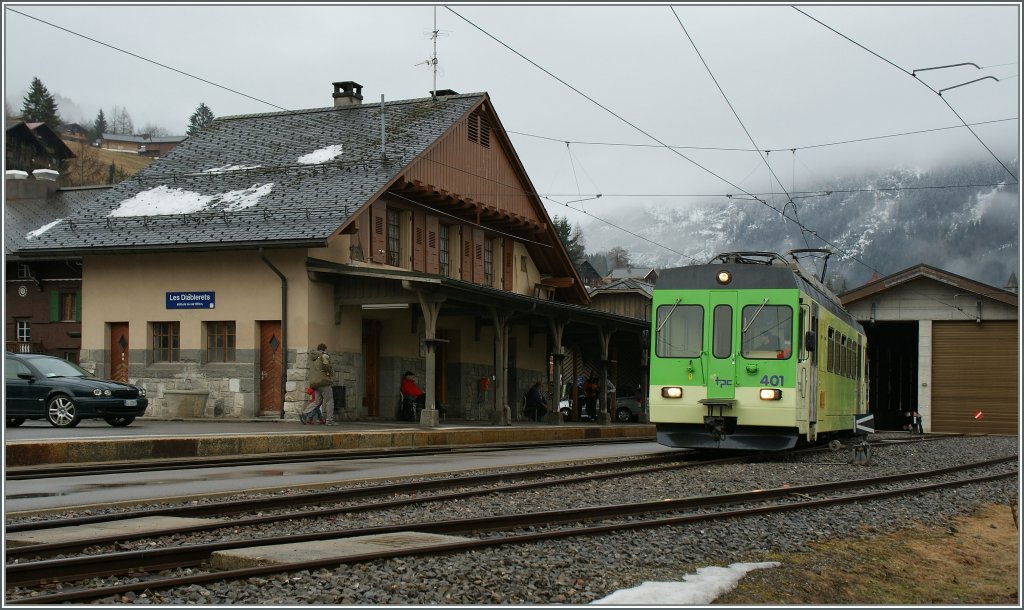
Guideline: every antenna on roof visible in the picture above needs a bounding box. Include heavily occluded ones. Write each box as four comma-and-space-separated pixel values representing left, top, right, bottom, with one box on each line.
416, 6, 448, 101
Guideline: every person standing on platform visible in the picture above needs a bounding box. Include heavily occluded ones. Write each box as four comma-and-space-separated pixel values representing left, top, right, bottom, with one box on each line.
582, 376, 599, 421
306, 343, 336, 425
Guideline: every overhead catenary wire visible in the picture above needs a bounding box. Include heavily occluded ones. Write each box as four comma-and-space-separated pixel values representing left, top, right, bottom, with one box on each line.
9, 6, 1015, 291
793, 6, 1018, 184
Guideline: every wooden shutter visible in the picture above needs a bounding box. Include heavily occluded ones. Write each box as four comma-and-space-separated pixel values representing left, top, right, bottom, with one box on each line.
412, 209, 426, 272
370, 200, 386, 264
473, 227, 485, 284
461, 228, 473, 281
426, 215, 439, 275
502, 238, 514, 291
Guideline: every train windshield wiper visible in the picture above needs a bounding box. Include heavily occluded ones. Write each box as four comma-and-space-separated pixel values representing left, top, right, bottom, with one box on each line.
742, 298, 770, 333
656, 298, 682, 333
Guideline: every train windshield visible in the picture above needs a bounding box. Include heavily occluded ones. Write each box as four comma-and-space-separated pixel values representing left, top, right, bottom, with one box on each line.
741, 305, 793, 359
655, 304, 703, 357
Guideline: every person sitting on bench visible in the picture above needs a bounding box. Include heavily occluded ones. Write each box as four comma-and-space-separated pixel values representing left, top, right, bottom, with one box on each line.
524, 381, 548, 422
400, 371, 426, 420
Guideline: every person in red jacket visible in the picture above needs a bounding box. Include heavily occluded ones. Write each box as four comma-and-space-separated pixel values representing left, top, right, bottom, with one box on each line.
400, 371, 426, 420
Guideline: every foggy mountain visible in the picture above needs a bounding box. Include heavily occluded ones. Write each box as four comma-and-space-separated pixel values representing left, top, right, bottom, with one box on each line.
579, 160, 1020, 291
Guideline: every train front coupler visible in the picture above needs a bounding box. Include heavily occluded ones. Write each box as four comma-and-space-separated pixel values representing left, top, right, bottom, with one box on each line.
703, 415, 737, 441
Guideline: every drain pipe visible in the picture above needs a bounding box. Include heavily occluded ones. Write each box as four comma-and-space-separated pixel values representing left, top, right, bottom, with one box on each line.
259, 248, 288, 419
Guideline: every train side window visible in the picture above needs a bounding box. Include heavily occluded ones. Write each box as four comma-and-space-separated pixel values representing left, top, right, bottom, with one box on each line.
827, 327, 835, 373
655, 304, 703, 358
712, 305, 732, 359
840, 334, 848, 377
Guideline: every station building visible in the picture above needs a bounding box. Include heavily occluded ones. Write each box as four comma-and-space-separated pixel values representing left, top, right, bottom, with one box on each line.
15, 82, 646, 424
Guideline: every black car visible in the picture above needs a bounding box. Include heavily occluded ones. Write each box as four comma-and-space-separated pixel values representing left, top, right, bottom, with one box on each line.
5, 352, 148, 428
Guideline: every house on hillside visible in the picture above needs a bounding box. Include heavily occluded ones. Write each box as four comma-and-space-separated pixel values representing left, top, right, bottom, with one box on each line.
4, 169, 111, 361
17, 81, 646, 425
98, 133, 186, 157
577, 260, 602, 287
840, 264, 1018, 435
5, 121, 76, 174
60, 123, 90, 144
605, 266, 658, 285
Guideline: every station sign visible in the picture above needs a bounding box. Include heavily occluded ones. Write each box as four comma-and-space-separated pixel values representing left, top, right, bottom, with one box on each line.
166, 291, 215, 309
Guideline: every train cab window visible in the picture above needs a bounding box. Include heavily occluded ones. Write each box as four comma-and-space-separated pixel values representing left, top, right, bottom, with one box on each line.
712, 305, 732, 359
655, 304, 703, 358
741, 305, 793, 359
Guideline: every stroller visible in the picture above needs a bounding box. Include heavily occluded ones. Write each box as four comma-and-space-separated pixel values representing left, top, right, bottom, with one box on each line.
301, 387, 325, 425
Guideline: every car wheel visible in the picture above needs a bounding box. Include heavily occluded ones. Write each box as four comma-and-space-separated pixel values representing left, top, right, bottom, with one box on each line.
104, 416, 136, 427
560, 407, 571, 420
615, 406, 633, 423
6, 417, 26, 427
46, 395, 81, 428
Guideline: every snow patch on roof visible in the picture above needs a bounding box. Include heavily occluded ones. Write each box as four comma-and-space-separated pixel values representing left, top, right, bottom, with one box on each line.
221, 183, 274, 211
203, 164, 262, 174
26, 219, 63, 239
109, 185, 216, 217
297, 144, 344, 165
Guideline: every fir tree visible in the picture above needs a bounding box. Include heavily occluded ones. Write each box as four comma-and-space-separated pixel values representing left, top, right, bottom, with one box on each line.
187, 102, 215, 136
91, 109, 108, 142
20, 77, 61, 127
552, 215, 586, 268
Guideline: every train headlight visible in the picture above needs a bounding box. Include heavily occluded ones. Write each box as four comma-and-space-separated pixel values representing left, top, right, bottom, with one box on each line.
661, 387, 683, 399
716, 270, 732, 285
759, 388, 782, 400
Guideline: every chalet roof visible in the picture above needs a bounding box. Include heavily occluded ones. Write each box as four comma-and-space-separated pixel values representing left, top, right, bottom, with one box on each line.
588, 277, 654, 297
18, 93, 486, 255
839, 263, 1018, 308
4, 186, 112, 258
607, 267, 657, 280
100, 133, 187, 144
5, 121, 75, 160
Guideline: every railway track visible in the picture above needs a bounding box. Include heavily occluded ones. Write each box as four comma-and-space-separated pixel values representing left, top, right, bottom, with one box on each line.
6, 456, 1015, 604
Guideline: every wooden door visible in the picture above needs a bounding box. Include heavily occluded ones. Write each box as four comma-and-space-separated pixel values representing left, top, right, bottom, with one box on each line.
362, 320, 381, 417
259, 321, 283, 416
109, 322, 129, 382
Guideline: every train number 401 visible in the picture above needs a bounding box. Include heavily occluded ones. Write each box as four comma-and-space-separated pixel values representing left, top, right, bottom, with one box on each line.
760, 375, 785, 387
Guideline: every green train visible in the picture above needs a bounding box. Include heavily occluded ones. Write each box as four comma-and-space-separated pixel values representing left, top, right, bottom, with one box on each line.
649, 250, 868, 451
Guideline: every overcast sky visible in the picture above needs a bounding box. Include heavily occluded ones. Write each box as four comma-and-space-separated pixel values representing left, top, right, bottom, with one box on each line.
3, 2, 1020, 233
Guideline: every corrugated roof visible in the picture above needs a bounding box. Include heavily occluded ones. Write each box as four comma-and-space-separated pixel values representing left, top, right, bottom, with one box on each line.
18, 93, 486, 255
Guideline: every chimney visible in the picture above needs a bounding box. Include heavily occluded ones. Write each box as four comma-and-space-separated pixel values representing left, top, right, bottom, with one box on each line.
332, 81, 363, 107
5, 169, 58, 202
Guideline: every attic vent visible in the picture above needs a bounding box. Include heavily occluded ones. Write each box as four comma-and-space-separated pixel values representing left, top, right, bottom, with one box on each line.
468, 110, 490, 148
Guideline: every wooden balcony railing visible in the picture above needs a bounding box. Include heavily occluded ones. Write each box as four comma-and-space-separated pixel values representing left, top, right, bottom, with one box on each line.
5, 341, 43, 354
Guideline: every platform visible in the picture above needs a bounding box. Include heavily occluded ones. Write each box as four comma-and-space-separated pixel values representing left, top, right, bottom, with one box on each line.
4, 418, 656, 468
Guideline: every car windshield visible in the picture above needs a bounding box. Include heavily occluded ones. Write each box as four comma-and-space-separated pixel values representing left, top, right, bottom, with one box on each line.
30, 357, 90, 378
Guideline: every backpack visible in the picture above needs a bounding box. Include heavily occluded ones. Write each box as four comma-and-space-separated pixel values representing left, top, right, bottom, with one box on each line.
306, 353, 333, 388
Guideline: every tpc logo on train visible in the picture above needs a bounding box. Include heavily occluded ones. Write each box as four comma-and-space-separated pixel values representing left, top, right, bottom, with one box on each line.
166, 291, 215, 309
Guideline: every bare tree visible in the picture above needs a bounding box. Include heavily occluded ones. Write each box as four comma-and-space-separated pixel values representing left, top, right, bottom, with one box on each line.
607, 246, 631, 269
64, 140, 108, 186
109, 105, 134, 135
139, 123, 169, 138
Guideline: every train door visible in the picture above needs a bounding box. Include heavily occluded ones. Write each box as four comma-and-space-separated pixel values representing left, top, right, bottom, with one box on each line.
807, 303, 820, 439
706, 292, 737, 401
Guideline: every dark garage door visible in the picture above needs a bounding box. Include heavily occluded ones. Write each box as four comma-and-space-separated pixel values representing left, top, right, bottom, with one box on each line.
931, 320, 1018, 435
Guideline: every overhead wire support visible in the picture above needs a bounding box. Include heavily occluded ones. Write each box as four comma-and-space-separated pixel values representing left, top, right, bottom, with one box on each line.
793, 6, 1017, 184
912, 62, 981, 76
939, 76, 1000, 96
